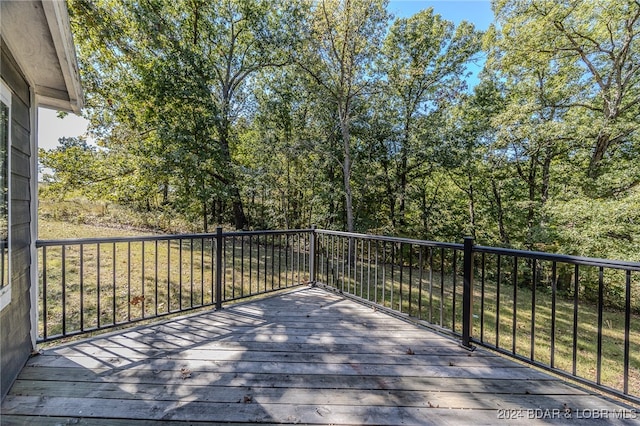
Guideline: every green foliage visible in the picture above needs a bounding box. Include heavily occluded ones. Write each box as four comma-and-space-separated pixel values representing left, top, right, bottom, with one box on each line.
67, 0, 306, 230
380, 8, 483, 235
41, 0, 640, 282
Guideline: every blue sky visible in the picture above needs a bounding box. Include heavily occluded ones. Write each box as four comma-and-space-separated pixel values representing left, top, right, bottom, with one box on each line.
388, 0, 495, 90
389, 0, 494, 28
39, 1, 495, 152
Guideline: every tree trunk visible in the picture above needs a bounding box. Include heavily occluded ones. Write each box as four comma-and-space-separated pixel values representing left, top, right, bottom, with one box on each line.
588, 131, 611, 179
339, 108, 354, 233
541, 144, 553, 205
420, 187, 429, 239
380, 157, 396, 229
218, 114, 247, 230
467, 170, 476, 240
491, 178, 509, 245
203, 199, 208, 233
397, 119, 411, 231
231, 187, 247, 230
162, 182, 169, 205
525, 156, 537, 247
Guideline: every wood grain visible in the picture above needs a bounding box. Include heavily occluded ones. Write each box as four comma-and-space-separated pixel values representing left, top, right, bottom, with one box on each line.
2, 287, 635, 425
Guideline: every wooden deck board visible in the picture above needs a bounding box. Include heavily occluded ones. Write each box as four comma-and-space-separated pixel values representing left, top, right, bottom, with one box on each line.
1, 287, 636, 425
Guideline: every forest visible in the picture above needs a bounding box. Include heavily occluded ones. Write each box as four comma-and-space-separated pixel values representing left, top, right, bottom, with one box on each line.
40, 0, 640, 262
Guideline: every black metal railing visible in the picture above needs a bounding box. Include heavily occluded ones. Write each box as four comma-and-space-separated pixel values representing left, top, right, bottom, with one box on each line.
471, 243, 640, 405
314, 229, 465, 335
36, 227, 639, 403
37, 228, 311, 342
313, 230, 639, 404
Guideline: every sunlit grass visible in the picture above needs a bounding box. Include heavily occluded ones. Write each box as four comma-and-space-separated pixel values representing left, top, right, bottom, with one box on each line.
38, 221, 310, 342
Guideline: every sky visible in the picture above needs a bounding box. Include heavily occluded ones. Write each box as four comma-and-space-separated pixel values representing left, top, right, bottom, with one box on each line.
38, 0, 494, 152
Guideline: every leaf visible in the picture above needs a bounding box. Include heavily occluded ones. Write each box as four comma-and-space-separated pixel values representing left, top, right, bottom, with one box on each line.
180, 367, 192, 379
130, 295, 145, 306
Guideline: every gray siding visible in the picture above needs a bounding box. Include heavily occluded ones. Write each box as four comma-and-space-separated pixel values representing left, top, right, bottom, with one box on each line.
0, 41, 33, 401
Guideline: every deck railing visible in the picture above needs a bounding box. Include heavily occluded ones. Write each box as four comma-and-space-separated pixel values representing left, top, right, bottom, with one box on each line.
37, 228, 311, 342
37, 227, 639, 403
314, 230, 466, 335
312, 229, 640, 405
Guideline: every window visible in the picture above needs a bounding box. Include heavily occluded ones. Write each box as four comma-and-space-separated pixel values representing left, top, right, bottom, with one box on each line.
0, 80, 10, 310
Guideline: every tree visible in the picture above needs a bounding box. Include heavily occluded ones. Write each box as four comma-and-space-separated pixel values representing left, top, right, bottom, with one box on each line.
297, 0, 389, 232
493, 0, 640, 183
69, 0, 304, 229
381, 9, 481, 232
439, 77, 506, 243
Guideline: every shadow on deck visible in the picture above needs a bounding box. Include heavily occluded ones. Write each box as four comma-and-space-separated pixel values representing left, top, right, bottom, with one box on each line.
1, 287, 636, 425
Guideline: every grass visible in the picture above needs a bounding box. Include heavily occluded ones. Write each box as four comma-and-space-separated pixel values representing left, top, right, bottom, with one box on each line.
38, 220, 310, 342
39, 219, 156, 240
39, 194, 198, 234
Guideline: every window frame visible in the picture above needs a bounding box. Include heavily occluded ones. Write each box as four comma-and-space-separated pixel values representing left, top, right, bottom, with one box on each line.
0, 80, 12, 311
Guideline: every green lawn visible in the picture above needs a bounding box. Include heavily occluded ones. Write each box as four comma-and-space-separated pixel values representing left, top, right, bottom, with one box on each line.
37, 220, 309, 341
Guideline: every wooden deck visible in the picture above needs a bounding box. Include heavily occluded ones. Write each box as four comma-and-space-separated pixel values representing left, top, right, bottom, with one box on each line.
1, 287, 636, 425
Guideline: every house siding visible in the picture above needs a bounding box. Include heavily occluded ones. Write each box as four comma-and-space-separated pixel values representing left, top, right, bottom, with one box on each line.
0, 41, 33, 401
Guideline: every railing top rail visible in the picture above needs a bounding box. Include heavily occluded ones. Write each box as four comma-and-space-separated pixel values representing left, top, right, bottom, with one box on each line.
36, 228, 314, 247
475, 244, 640, 271
315, 229, 464, 250
36, 227, 640, 271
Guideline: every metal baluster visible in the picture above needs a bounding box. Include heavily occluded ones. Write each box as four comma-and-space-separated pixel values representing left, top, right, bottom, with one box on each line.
179, 239, 183, 310
127, 242, 131, 322
232, 236, 236, 299
367, 239, 371, 301
112, 243, 116, 325
80, 244, 84, 332
530, 259, 536, 361
42, 246, 47, 339
141, 241, 145, 318
429, 247, 433, 324
167, 240, 171, 312
512, 256, 518, 355
155, 240, 159, 315
97, 243, 101, 329
452, 249, 457, 332
624, 270, 631, 395
374, 240, 378, 304
190, 238, 194, 307
480, 252, 485, 343
62, 245, 66, 336
572, 264, 579, 375
496, 255, 501, 348
271, 234, 275, 290
550, 261, 557, 368
597, 266, 603, 384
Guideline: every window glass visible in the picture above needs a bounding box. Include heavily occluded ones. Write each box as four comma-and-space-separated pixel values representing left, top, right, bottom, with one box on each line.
0, 82, 10, 309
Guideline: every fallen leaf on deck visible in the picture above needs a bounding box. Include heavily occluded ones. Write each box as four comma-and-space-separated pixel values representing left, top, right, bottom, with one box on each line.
180, 368, 192, 379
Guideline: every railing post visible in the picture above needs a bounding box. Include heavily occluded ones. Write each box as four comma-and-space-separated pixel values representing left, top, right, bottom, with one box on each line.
215, 227, 223, 310
462, 236, 475, 350
309, 226, 316, 286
